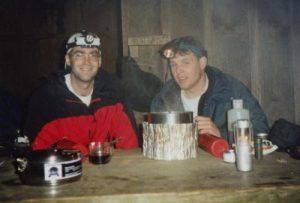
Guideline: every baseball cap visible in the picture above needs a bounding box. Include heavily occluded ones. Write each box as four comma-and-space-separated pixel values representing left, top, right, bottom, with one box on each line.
66, 30, 101, 53
160, 36, 207, 59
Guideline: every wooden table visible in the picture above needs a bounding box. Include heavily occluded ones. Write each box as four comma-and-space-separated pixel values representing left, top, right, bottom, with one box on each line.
1, 148, 300, 202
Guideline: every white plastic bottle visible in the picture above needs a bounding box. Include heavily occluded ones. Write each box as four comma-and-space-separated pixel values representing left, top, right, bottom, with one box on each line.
227, 99, 250, 146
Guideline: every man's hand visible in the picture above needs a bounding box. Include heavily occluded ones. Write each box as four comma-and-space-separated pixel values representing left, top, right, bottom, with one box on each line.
194, 116, 221, 137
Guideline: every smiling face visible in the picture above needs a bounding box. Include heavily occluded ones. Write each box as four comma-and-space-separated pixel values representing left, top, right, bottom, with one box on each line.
169, 51, 207, 96
65, 46, 101, 84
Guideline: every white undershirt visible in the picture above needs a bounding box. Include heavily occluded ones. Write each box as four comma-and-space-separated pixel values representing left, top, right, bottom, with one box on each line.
181, 74, 209, 117
65, 74, 93, 106
181, 93, 201, 117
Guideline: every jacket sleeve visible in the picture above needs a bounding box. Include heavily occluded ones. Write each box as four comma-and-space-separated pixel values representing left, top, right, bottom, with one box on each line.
23, 86, 64, 147
245, 97, 269, 135
121, 98, 142, 147
109, 103, 139, 149
108, 74, 141, 147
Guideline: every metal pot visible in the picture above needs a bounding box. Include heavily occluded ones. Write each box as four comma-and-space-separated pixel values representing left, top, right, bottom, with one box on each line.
146, 111, 193, 124
143, 111, 197, 160
15, 148, 82, 186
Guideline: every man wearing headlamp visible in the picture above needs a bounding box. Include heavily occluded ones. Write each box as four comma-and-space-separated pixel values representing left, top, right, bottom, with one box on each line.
24, 30, 139, 156
151, 36, 269, 145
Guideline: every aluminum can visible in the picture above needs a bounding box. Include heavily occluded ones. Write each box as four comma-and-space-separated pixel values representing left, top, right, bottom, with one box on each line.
254, 136, 263, 160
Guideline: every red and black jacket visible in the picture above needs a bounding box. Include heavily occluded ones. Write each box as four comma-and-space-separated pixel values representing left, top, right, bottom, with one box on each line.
24, 70, 139, 153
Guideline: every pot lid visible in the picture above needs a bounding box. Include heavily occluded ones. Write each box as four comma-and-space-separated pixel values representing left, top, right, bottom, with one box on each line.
146, 111, 193, 124
22, 148, 80, 163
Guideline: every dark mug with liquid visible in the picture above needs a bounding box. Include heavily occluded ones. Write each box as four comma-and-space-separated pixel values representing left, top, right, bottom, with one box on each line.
88, 142, 113, 164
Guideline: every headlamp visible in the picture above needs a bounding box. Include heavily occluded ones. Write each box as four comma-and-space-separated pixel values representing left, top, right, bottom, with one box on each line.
66, 30, 101, 52
163, 49, 175, 59
74, 34, 100, 48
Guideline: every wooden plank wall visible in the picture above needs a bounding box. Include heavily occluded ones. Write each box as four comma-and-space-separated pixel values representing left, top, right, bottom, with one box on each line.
292, 2, 300, 124
0, 0, 298, 127
0, 0, 120, 103
121, 0, 300, 126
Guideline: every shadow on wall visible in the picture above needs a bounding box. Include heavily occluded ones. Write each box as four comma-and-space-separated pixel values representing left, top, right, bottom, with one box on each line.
117, 56, 163, 112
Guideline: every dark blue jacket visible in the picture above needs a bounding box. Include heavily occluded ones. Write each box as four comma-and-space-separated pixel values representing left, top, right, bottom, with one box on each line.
151, 66, 269, 143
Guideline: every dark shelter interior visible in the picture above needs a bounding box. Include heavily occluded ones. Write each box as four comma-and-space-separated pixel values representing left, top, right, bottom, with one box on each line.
0, 0, 300, 202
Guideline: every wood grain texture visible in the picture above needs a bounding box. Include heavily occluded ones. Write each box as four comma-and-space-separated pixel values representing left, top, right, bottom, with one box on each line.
1, 149, 300, 202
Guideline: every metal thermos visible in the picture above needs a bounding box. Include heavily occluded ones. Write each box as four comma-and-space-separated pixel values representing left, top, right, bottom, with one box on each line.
227, 99, 250, 146
233, 119, 253, 172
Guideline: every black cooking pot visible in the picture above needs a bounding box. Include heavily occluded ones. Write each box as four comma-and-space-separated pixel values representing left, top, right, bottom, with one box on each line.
15, 148, 82, 186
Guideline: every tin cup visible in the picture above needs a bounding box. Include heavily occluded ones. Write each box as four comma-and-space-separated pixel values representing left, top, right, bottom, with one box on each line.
254, 136, 263, 160
88, 142, 113, 164
256, 133, 268, 141
255, 133, 268, 158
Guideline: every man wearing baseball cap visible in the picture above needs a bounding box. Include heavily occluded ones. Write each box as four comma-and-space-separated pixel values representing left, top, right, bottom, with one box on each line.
151, 36, 269, 145
24, 30, 139, 155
